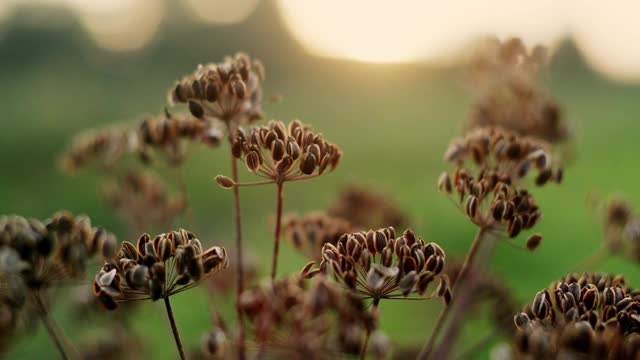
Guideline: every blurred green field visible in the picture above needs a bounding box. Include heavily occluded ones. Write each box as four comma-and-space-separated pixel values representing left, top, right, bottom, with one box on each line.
2, 2, 640, 359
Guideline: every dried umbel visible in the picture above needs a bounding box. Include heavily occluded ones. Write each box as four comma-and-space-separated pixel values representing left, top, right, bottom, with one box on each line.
283, 212, 351, 260
217, 119, 342, 186
139, 109, 224, 166
101, 171, 186, 232
467, 37, 570, 143
316, 227, 450, 303
0, 212, 118, 290
239, 275, 377, 359
328, 183, 408, 229
61, 126, 139, 173
601, 198, 640, 262
439, 127, 560, 239
511, 272, 640, 359
93, 229, 227, 308
169, 52, 264, 127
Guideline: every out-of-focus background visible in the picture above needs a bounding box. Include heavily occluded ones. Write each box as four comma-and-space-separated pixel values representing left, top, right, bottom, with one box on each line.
2, 1, 640, 358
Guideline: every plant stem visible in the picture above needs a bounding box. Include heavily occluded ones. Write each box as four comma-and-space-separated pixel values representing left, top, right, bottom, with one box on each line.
163, 297, 186, 360
34, 292, 75, 360
453, 330, 498, 360
573, 248, 608, 272
175, 167, 197, 232
230, 153, 247, 360
360, 298, 380, 360
418, 227, 486, 360
271, 182, 284, 281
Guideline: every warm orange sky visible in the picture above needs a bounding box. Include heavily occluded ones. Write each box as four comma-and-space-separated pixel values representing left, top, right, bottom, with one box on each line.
1, 0, 639, 82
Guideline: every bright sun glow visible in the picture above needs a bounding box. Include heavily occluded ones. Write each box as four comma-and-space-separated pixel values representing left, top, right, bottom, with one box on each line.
184, 0, 259, 25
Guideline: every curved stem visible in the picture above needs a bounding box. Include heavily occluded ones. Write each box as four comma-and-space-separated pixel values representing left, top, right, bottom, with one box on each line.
230, 153, 247, 360
360, 298, 380, 360
163, 297, 186, 360
418, 227, 486, 360
271, 182, 284, 281
34, 292, 75, 360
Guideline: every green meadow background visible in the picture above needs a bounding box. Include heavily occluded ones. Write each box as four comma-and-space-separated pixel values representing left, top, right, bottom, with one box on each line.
2, 2, 639, 359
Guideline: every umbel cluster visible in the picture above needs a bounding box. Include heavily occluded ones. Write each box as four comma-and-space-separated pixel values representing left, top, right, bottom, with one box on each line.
2, 37, 639, 360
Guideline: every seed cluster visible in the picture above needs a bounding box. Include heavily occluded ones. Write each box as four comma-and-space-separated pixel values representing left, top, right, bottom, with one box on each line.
139, 109, 224, 166
512, 272, 640, 358
0, 212, 117, 340
93, 229, 227, 309
601, 199, 640, 262
238, 275, 376, 358
169, 52, 264, 126
61, 126, 139, 173
217, 119, 342, 186
328, 183, 408, 229
439, 127, 559, 242
316, 227, 450, 303
467, 37, 570, 143
283, 212, 351, 260
102, 171, 186, 232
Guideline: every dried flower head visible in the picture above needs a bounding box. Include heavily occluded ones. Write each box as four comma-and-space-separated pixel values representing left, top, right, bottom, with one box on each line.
201, 327, 227, 359
283, 212, 351, 260
511, 272, 640, 359
61, 126, 139, 173
169, 53, 264, 127
239, 275, 377, 358
139, 109, 224, 166
440, 127, 560, 239
219, 119, 342, 186
315, 227, 449, 303
1, 212, 117, 290
328, 183, 408, 229
101, 171, 186, 232
601, 198, 640, 262
467, 37, 570, 143
93, 229, 227, 308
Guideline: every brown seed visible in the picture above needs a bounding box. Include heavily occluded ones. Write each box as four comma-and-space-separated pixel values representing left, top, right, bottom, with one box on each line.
438, 172, 453, 194
508, 216, 523, 238
271, 139, 285, 161
188, 100, 204, 119
526, 233, 542, 251
215, 175, 235, 189
513, 312, 530, 329
465, 196, 479, 219
205, 82, 219, 102
300, 153, 317, 175
535, 168, 553, 186
245, 151, 261, 172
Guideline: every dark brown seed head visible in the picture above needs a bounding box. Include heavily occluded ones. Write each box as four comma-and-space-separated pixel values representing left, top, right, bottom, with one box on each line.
526, 233, 543, 251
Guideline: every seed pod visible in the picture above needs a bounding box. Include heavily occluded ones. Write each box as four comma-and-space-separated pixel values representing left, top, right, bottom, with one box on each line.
503, 201, 515, 220
205, 82, 219, 102
231, 80, 246, 99
582, 288, 598, 310
298, 152, 316, 175
100, 233, 118, 260
188, 100, 204, 119
245, 151, 261, 172
271, 139, 285, 161
526, 233, 542, 252
533, 291, 549, 319
215, 175, 235, 189
465, 196, 479, 219
514, 312, 530, 329
417, 272, 435, 295
157, 236, 173, 261
436, 275, 449, 298
535, 168, 553, 186
508, 216, 523, 238
203, 328, 226, 357
122, 241, 138, 260
438, 172, 452, 194
492, 201, 505, 221
425, 255, 444, 275
399, 271, 418, 296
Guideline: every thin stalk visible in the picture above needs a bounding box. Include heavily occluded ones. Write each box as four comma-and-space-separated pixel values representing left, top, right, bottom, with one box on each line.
175, 167, 197, 232
453, 330, 498, 360
418, 227, 486, 360
573, 248, 608, 273
360, 298, 380, 360
230, 153, 247, 360
270, 182, 284, 281
163, 297, 186, 360
34, 292, 75, 360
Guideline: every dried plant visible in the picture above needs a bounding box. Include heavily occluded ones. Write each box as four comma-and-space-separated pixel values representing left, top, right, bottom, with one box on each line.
467, 37, 570, 143
101, 171, 186, 233
169, 52, 264, 127
216, 119, 342, 281
238, 274, 377, 359
283, 211, 351, 260
511, 272, 640, 359
93, 228, 227, 359
170, 53, 267, 360
139, 109, 224, 167
315, 227, 449, 304
602, 198, 640, 262
0, 212, 117, 359
61, 126, 139, 173
328, 183, 408, 229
